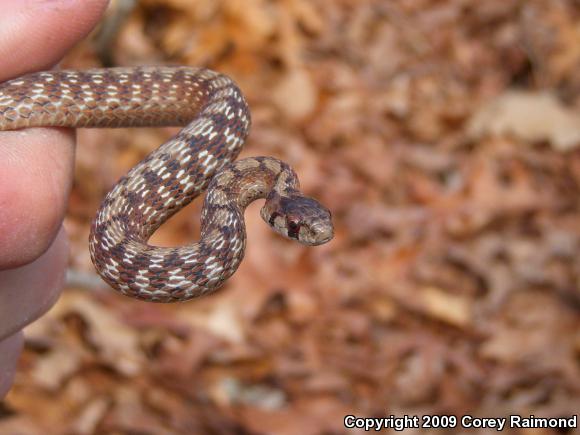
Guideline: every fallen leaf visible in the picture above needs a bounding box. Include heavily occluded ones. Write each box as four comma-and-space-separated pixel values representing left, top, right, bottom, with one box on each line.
468, 91, 580, 151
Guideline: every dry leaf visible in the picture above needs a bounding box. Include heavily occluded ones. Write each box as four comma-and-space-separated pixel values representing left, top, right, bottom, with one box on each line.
468, 91, 580, 151
418, 286, 472, 327
272, 67, 318, 121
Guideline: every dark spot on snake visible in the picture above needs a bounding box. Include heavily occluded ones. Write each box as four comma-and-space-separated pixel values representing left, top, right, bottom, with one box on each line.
166, 159, 180, 171
287, 219, 301, 240
268, 211, 281, 227
143, 169, 161, 184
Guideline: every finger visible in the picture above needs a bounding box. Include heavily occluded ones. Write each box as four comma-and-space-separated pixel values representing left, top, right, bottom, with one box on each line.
0, 332, 24, 399
0, 226, 68, 341
0, 0, 109, 268
0, 0, 110, 79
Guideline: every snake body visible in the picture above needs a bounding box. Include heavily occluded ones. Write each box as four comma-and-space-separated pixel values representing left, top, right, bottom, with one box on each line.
0, 66, 333, 302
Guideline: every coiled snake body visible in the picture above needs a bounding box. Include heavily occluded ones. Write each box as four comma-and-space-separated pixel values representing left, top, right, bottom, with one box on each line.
0, 66, 333, 302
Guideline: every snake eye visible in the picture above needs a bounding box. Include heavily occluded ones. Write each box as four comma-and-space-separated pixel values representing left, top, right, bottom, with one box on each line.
287, 219, 301, 239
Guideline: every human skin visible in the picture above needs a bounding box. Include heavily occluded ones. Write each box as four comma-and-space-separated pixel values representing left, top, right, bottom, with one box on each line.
0, 0, 110, 398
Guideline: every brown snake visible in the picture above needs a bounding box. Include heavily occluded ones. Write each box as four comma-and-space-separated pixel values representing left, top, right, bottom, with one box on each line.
0, 66, 333, 302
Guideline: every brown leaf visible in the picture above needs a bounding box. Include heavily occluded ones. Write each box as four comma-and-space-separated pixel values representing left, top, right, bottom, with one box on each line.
468, 91, 580, 151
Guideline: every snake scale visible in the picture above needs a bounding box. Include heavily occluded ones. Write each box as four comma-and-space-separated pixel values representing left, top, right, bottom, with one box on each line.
0, 66, 333, 302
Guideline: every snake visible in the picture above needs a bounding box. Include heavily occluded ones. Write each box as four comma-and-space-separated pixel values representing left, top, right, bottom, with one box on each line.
0, 66, 333, 302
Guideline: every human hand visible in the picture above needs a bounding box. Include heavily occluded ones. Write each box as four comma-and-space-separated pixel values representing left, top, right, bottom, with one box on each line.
0, 0, 110, 398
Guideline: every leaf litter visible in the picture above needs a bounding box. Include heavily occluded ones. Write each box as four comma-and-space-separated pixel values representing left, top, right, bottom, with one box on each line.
2, 0, 580, 434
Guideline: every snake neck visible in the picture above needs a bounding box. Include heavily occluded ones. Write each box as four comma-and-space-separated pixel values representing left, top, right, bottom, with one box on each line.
200, 157, 299, 236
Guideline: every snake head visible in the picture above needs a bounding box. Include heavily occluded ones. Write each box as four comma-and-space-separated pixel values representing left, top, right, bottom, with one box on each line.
261, 194, 334, 246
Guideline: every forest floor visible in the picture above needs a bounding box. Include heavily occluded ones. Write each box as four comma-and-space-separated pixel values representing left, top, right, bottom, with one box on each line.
2, 0, 580, 434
